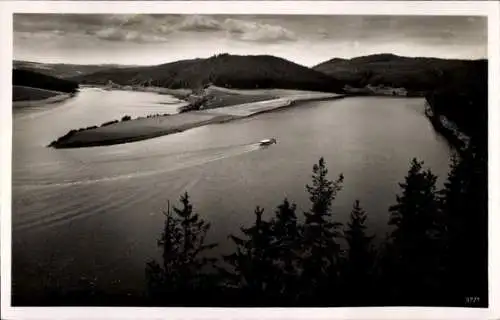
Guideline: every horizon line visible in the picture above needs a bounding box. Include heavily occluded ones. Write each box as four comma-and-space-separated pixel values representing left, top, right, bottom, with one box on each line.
12, 52, 488, 68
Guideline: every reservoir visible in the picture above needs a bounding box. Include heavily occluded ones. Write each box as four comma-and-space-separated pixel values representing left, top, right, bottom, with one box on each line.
12, 88, 453, 301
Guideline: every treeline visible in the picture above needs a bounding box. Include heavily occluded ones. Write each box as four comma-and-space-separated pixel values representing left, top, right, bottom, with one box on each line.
72, 54, 344, 93
145, 148, 487, 307
425, 60, 487, 150
313, 54, 486, 96
13, 68, 79, 93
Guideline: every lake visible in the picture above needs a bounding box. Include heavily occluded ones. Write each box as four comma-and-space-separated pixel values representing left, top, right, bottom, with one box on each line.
12, 88, 453, 301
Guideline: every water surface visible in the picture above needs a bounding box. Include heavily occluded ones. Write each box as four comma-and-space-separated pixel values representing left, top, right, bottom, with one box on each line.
12, 89, 453, 300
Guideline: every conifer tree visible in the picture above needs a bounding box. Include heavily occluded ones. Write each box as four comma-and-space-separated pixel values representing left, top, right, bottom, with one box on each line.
269, 198, 301, 299
440, 145, 488, 304
344, 200, 374, 277
146, 192, 217, 302
386, 158, 442, 302
271, 198, 300, 261
389, 159, 440, 248
223, 206, 278, 302
342, 200, 375, 304
301, 157, 344, 298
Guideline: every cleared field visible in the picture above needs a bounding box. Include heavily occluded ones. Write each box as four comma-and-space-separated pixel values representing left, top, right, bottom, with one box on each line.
181, 85, 340, 112
201, 90, 342, 117
106, 85, 192, 100
201, 91, 278, 110
206, 85, 335, 97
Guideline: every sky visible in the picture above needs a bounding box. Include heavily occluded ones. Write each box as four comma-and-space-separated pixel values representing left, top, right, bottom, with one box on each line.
13, 14, 487, 67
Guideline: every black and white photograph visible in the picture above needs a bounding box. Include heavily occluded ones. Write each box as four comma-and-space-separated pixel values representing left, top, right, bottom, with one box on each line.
1, 1, 498, 318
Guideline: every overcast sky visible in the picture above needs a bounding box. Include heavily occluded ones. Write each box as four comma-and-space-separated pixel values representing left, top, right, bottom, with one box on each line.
13, 14, 487, 66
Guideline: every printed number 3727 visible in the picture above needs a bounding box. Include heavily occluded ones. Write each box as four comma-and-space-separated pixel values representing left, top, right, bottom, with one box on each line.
465, 296, 480, 304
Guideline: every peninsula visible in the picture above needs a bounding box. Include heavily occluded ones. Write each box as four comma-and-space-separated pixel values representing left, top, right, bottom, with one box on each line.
48, 86, 344, 148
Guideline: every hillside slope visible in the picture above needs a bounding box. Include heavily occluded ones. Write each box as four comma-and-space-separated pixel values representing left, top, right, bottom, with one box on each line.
13, 68, 79, 94
313, 54, 486, 95
425, 60, 487, 148
13, 60, 135, 79
72, 54, 344, 93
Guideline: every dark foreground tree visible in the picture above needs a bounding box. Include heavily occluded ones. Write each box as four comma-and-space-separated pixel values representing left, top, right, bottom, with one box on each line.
141, 153, 486, 307
384, 158, 444, 304
300, 157, 344, 302
225, 198, 303, 304
269, 198, 301, 300
341, 200, 375, 305
223, 158, 346, 305
223, 206, 280, 304
440, 145, 488, 306
145, 192, 217, 305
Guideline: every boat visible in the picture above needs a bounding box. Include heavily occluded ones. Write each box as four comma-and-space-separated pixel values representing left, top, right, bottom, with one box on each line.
259, 138, 277, 146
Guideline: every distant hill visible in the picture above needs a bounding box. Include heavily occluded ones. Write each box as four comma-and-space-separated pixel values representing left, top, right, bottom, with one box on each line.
313, 53, 486, 95
314, 53, 487, 148
13, 68, 79, 94
71, 54, 344, 93
13, 60, 136, 79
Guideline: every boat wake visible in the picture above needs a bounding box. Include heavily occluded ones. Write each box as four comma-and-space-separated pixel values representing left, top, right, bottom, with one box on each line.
13, 170, 209, 231
14, 143, 262, 190
91, 142, 260, 164
14, 98, 75, 121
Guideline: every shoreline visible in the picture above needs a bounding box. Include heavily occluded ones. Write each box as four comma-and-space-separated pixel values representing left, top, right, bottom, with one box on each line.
81, 84, 192, 100
424, 99, 470, 152
49, 91, 345, 149
13, 86, 76, 108
13, 93, 74, 108
50, 114, 237, 148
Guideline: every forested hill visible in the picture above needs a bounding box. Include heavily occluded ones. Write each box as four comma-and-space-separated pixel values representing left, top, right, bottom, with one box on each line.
71, 54, 344, 93
13, 60, 135, 79
13, 68, 79, 93
425, 59, 487, 148
313, 53, 486, 95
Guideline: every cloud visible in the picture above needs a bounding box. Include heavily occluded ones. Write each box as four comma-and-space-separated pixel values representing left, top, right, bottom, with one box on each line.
176, 15, 221, 32
222, 18, 297, 42
15, 14, 483, 48
14, 14, 171, 43
169, 15, 297, 42
13, 14, 297, 44
91, 27, 169, 43
15, 31, 62, 41
316, 28, 329, 39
